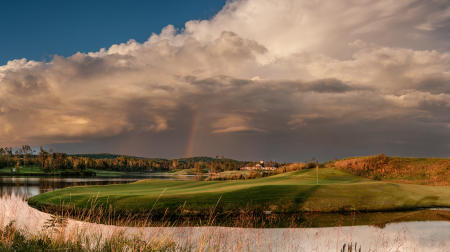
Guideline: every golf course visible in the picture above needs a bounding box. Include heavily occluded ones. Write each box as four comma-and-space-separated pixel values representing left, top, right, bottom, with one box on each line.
28, 168, 450, 217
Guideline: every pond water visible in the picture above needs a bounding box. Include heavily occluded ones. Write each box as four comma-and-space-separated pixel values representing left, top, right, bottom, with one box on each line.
0, 174, 197, 198
0, 176, 139, 198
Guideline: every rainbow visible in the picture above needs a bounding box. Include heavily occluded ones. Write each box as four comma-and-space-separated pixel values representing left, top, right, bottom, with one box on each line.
185, 112, 199, 158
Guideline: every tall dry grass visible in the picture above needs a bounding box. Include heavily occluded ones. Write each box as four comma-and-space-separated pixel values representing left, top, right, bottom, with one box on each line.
1, 194, 449, 251
333, 154, 450, 185
0, 194, 186, 251
206, 163, 308, 181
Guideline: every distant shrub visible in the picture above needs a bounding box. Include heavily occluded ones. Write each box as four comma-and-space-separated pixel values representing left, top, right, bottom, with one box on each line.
275, 163, 306, 174
307, 162, 317, 169
207, 170, 269, 181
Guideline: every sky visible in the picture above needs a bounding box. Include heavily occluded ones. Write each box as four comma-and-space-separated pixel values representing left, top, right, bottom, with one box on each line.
0, 0, 226, 65
1, 0, 450, 162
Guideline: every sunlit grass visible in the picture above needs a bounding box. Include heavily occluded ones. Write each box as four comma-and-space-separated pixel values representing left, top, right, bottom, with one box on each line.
334, 154, 450, 185
29, 168, 450, 219
0, 165, 43, 174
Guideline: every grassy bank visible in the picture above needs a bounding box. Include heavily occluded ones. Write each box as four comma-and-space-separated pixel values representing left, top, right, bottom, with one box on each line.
29, 168, 450, 218
0, 166, 95, 177
0, 222, 180, 251
333, 155, 450, 185
0, 166, 127, 178
87, 169, 126, 178
0, 166, 45, 175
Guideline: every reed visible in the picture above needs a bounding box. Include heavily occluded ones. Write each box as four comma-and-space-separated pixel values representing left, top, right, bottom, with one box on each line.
0, 221, 182, 251
1, 194, 448, 251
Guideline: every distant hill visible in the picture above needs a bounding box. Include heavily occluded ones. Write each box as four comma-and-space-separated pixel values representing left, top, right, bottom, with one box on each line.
70, 153, 168, 161
71, 153, 123, 159
69, 154, 248, 171
176, 156, 243, 163
332, 154, 450, 186
70, 154, 244, 163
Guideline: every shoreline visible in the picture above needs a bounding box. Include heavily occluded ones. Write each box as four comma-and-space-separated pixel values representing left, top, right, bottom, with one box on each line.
1, 194, 448, 251
27, 199, 450, 228
0, 171, 206, 179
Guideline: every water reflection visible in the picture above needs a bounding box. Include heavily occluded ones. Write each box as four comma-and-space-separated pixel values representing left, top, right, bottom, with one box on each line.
1, 194, 448, 251
0, 174, 201, 198
0, 176, 139, 198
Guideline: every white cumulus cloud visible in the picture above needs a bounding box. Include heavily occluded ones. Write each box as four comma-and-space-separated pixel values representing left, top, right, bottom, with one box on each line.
0, 0, 449, 160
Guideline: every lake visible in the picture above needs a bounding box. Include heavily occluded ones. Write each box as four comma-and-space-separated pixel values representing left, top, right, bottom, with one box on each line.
0, 174, 198, 198
0, 176, 139, 198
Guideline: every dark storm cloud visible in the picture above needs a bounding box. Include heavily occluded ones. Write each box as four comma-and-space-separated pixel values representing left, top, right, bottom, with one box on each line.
1, 0, 449, 160
417, 78, 450, 94
305, 79, 355, 93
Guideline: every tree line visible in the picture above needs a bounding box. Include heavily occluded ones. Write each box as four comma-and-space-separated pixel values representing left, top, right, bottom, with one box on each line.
0, 145, 255, 173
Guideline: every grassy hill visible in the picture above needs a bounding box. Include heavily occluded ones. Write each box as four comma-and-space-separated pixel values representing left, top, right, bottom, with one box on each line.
332, 154, 450, 185
29, 168, 450, 218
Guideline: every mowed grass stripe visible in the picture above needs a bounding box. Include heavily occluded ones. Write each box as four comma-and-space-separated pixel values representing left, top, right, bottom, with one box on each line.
29, 168, 450, 214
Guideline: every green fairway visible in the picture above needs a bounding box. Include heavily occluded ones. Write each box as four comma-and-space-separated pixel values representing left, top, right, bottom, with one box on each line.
87, 169, 126, 177
0, 166, 45, 175
29, 168, 450, 215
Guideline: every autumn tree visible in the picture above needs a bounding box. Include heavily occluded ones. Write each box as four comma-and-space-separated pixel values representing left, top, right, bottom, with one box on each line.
21, 145, 32, 166
38, 146, 48, 170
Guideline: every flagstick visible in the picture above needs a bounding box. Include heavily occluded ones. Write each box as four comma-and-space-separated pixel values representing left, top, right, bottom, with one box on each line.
316, 164, 319, 185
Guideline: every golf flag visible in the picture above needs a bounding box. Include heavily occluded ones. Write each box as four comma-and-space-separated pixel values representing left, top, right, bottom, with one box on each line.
316, 164, 319, 184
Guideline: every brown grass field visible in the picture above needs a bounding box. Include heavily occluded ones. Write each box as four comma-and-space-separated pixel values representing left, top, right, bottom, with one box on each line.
332, 154, 449, 186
